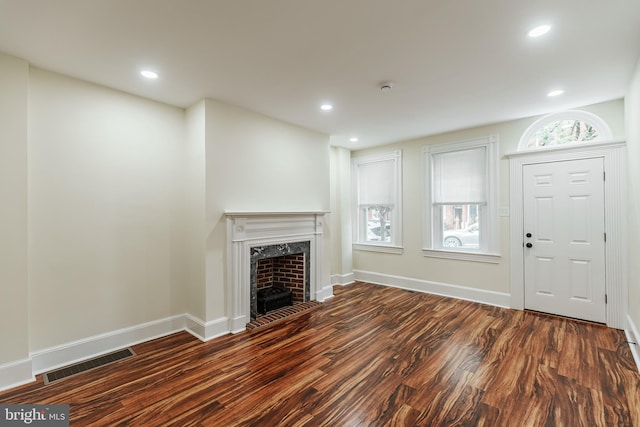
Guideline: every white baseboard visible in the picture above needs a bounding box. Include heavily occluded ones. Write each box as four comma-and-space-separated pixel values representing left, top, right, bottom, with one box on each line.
30, 315, 186, 375
0, 358, 34, 392
185, 315, 229, 341
228, 315, 249, 334
331, 272, 355, 285
318, 283, 335, 301
626, 315, 640, 373
353, 270, 511, 308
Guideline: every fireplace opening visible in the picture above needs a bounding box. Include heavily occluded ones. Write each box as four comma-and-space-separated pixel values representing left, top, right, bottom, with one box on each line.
257, 286, 292, 314
250, 241, 310, 320
255, 253, 304, 316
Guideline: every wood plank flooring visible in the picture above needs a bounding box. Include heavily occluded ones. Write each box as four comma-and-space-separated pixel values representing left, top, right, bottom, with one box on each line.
1, 281, 639, 426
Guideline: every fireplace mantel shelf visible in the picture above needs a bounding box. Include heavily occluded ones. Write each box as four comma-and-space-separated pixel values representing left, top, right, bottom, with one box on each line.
224, 210, 329, 217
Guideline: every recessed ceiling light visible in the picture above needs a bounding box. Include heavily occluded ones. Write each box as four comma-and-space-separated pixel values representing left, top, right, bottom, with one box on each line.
349, 137, 359, 142
547, 89, 564, 97
320, 104, 333, 111
140, 70, 158, 79
528, 24, 551, 38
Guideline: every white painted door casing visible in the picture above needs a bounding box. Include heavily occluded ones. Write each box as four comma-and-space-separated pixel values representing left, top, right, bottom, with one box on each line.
508, 140, 627, 329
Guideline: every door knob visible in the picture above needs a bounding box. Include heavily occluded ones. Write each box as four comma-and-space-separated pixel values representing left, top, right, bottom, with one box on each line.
526, 233, 532, 238
526, 243, 533, 248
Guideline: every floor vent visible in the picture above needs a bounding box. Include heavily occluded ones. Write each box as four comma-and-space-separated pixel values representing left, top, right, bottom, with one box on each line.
43, 347, 136, 385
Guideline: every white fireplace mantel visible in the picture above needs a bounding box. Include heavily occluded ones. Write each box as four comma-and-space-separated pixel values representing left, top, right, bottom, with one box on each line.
225, 211, 330, 333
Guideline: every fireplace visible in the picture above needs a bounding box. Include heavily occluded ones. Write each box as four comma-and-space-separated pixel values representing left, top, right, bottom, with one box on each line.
251, 242, 310, 319
225, 211, 330, 333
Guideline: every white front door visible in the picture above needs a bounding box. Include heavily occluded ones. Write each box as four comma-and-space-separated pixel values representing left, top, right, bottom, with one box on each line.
522, 157, 606, 323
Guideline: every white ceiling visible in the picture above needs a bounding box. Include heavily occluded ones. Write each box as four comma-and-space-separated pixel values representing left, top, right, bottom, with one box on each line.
1, 0, 639, 149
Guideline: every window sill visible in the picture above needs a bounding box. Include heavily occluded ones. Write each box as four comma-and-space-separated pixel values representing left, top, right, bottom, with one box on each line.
422, 248, 501, 264
353, 243, 404, 254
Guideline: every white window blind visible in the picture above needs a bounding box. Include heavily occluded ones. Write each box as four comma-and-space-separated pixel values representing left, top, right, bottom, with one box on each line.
432, 147, 486, 204
423, 136, 499, 261
358, 160, 396, 207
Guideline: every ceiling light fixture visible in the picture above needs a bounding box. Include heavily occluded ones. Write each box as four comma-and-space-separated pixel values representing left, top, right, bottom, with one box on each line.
349, 137, 359, 142
320, 104, 333, 111
528, 24, 551, 38
140, 70, 158, 79
547, 89, 564, 97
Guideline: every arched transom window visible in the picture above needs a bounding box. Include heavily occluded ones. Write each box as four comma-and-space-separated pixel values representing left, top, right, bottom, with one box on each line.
518, 110, 613, 151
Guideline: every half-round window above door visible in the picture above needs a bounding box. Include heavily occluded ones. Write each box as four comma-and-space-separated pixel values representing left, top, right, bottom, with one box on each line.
518, 110, 613, 151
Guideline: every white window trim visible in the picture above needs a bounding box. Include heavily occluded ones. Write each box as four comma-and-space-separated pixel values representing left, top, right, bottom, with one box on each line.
352, 150, 403, 254
517, 110, 613, 151
422, 135, 500, 263
352, 243, 404, 254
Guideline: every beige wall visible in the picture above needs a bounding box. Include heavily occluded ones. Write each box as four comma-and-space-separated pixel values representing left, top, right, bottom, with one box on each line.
28, 68, 185, 350
0, 43, 631, 386
0, 54, 332, 370
0, 53, 29, 365
349, 99, 625, 295
203, 99, 331, 321
626, 58, 640, 332
175, 101, 207, 320
329, 146, 353, 282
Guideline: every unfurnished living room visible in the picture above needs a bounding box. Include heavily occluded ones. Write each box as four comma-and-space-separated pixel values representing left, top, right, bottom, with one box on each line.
1, 1, 640, 425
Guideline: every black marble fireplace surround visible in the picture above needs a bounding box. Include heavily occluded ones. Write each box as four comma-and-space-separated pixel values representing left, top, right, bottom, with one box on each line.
250, 241, 310, 320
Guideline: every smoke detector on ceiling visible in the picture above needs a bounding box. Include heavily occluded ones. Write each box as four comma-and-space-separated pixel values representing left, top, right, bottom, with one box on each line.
380, 81, 394, 92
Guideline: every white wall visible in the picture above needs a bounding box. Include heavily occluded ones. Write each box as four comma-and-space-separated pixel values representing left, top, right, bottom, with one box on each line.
626, 58, 640, 336
0, 53, 29, 366
348, 99, 625, 299
28, 68, 185, 351
203, 99, 331, 321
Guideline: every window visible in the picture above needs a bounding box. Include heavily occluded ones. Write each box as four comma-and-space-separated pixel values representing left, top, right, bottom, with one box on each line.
518, 110, 613, 151
352, 150, 402, 253
423, 136, 499, 262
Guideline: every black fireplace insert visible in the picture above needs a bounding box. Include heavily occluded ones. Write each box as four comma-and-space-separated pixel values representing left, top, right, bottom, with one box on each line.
257, 286, 293, 314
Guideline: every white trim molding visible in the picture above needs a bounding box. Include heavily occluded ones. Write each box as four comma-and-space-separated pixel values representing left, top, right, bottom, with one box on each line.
331, 272, 355, 285
0, 313, 236, 392
353, 270, 510, 308
225, 211, 329, 333
318, 284, 335, 300
30, 315, 186, 374
184, 315, 229, 342
507, 140, 627, 329
0, 358, 34, 392
421, 249, 500, 264
353, 243, 403, 254
626, 315, 640, 373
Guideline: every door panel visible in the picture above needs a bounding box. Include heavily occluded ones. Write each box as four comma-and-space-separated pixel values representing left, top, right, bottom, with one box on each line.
523, 158, 606, 323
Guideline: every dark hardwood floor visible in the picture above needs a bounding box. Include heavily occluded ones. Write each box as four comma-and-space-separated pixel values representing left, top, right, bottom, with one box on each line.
1, 282, 639, 426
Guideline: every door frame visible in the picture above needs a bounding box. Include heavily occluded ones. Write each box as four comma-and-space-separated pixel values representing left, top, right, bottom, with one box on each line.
507, 140, 627, 328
